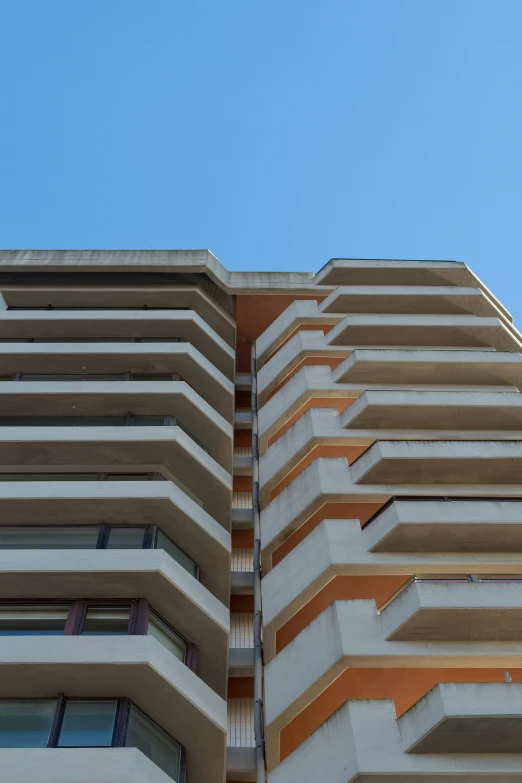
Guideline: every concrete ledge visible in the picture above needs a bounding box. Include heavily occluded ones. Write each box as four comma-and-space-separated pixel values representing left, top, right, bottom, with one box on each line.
0, 426, 232, 527
0, 341, 234, 420
0, 635, 227, 783
400, 682, 522, 754
364, 498, 522, 553
350, 440, 522, 486
233, 454, 253, 476
319, 285, 503, 317
0, 548, 229, 696
227, 746, 256, 781
229, 647, 255, 678
232, 507, 254, 529
0, 748, 174, 783
381, 580, 522, 641
333, 347, 522, 386
0, 309, 235, 378
231, 571, 254, 594
326, 314, 522, 352
0, 479, 231, 602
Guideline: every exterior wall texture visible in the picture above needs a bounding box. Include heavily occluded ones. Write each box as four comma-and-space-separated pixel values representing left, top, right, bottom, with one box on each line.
0, 250, 521, 782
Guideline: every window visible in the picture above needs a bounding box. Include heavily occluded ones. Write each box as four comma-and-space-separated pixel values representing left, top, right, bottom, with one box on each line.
0, 698, 184, 780
0, 600, 196, 670
127, 704, 182, 781
0, 700, 55, 748
106, 527, 147, 549
0, 472, 163, 481
0, 605, 68, 635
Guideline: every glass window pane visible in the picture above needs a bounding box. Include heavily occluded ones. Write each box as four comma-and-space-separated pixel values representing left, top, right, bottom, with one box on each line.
132, 416, 167, 426
126, 705, 182, 782
147, 613, 187, 663
106, 473, 151, 481
19, 374, 127, 382
58, 700, 117, 747
0, 473, 99, 481
82, 606, 131, 635
0, 605, 68, 635
0, 526, 100, 549
156, 531, 198, 578
0, 700, 55, 748
106, 527, 146, 549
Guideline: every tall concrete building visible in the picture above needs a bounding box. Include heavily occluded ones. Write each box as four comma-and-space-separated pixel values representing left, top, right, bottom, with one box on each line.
0, 250, 521, 782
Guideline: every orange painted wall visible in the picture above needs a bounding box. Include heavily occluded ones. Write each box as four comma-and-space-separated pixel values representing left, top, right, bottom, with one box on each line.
232, 529, 254, 548
272, 501, 385, 567
231, 595, 254, 612
233, 476, 252, 493
280, 667, 522, 761
276, 575, 411, 653
228, 677, 254, 698
236, 295, 326, 372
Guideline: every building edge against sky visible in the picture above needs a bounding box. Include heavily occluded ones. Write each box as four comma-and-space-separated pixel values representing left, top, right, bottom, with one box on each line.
0, 250, 521, 782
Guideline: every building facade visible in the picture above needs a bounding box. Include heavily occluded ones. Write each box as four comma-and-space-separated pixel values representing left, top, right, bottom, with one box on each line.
0, 250, 521, 782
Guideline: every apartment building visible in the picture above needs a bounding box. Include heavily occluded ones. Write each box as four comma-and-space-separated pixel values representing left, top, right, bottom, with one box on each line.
0, 250, 521, 782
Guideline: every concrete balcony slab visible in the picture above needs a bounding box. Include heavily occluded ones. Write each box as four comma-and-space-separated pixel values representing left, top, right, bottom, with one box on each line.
0, 309, 235, 378
269, 695, 522, 783
319, 285, 503, 317
381, 580, 522, 641
333, 348, 522, 387
260, 457, 522, 573
1, 283, 236, 346
365, 498, 522, 553
314, 259, 512, 322
350, 440, 522, 486
400, 682, 522, 754
326, 314, 522, 351
228, 647, 255, 678
0, 426, 232, 527
227, 747, 256, 781
0, 381, 233, 470
0, 548, 229, 695
0, 479, 230, 602
0, 748, 175, 783
0, 341, 234, 420
342, 390, 522, 431
255, 300, 335, 367
0, 635, 227, 783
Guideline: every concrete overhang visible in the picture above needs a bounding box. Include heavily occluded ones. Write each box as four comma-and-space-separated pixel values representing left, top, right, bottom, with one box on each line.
258, 363, 520, 452
0, 426, 232, 527
342, 389, 522, 431
0, 309, 235, 379
228, 647, 255, 678
334, 347, 522, 387
265, 600, 522, 766
0, 381, 233, 470
326, 314, 522, 351
0, 479, 230, 603
381, 580, 522, 641
260, 457, 522, 573
255, 301, 335, 368
0, 748, 177, 783
319, 285, 504, 318
259, 408, 522, 504
314, 259, 512, 322
261, 518, 522, 662
365, 498, 522, 553
268, 694, 522, 783
0, 341, 234, 420
400, 682, 522, 754
351, 440, 522, 486
0, 548, 229, 695
1, 283, 236, 347
0, 635, 227, 783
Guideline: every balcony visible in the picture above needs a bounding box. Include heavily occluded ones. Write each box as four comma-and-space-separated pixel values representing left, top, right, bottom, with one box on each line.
0, 636, 227, 782
0, 341, 234, 420
0, 426, 232, 526
0, 310, 235, 378
268, 685, 522, 782
326, 314, 522, 351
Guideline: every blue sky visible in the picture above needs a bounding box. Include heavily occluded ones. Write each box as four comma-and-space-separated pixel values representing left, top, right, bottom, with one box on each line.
0, 1, 521, 318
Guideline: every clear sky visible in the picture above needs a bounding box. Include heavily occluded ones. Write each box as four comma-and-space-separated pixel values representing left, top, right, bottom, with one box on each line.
0, 1, 521, 318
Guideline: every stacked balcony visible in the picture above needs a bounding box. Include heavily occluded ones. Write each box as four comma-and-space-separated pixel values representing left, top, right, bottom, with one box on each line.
0, 284, 236, 783
257, 259, 522, 780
